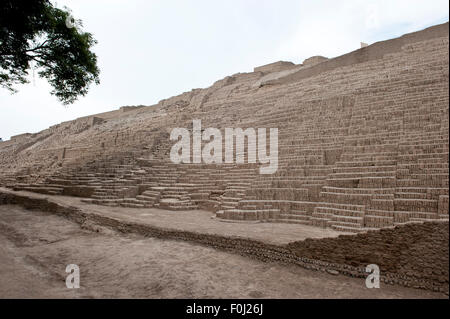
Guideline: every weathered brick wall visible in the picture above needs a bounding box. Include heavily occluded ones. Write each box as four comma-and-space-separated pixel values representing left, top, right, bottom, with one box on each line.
287, 222, 449, 292
62, 186, 96, 198
270, 22, 449, 85
253, 61, 296, 73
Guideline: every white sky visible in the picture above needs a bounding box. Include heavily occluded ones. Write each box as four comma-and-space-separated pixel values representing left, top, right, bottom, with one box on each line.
0, 0, 448, 140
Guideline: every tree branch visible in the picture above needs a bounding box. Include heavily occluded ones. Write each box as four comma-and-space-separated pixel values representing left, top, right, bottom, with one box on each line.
26, 39, 50, 53
30, 55, 54, 69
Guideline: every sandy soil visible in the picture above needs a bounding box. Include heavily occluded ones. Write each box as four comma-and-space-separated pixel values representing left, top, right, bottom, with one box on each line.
0, 205, 446, 299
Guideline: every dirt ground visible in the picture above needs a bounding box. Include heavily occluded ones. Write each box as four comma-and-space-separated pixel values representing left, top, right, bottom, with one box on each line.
0, 205, 446, 299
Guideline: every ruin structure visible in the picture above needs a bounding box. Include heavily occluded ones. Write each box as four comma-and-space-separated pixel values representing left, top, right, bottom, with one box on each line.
0, 23, 448, 234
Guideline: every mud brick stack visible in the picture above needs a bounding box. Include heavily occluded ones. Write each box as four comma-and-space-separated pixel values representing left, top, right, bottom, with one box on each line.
1, 23, 448, 233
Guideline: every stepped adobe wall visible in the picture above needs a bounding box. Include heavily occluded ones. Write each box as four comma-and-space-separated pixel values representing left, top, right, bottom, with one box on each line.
0, 22, 448, 234
266, 22, 449, 86
254, 61, 296, 73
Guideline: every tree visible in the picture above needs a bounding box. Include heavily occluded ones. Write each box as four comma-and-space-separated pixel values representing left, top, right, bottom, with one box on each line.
0, 0, 100, 104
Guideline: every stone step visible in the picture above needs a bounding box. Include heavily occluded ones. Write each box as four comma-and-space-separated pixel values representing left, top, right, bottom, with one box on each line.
364, 215, 394, 228
275, 218, 312, 225
331, 225, 377, 233
279, 213, 310, 221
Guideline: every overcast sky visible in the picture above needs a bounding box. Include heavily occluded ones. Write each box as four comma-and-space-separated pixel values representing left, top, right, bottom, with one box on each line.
0, 0, 448, 140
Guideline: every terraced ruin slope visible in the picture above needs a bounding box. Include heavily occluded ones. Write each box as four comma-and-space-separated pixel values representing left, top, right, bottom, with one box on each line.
0, 22, 449, 234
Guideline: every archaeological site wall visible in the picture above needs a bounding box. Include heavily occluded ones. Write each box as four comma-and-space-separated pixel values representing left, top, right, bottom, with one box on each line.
287, 221, 449, 292
0, 22, 448, 234
265, 22, 449, 86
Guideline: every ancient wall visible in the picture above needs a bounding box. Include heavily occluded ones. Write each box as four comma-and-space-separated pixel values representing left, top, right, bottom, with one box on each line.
0, 22, 448, 234
120, 105, 146, 113
254, 61, 296, 73
266, 22, 449, 86
302, 56, 328, 66
287, 221, 449, 292
10, 133, 32, 141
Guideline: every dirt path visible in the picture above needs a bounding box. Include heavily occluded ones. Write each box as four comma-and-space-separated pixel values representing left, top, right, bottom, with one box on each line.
0, 205, 445, 299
